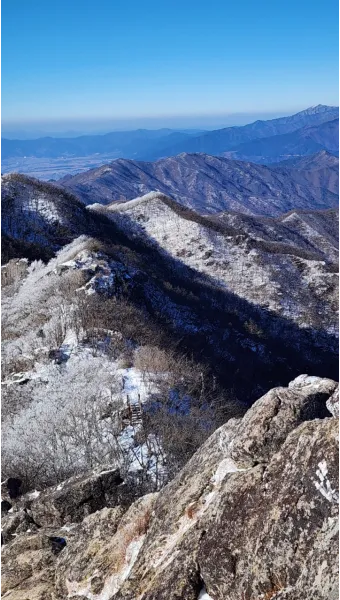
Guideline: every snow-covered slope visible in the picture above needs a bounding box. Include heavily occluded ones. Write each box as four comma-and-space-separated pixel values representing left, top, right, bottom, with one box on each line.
1, 239, 173, 490
216, 207, 339, 263
2, 177, 338, 502
1, 173, 101, 262
89, 192, 338, 334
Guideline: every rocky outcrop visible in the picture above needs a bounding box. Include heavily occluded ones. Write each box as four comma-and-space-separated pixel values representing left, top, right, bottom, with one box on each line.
2, 376, 338, 600
112, 376, 338, 600
327, 386, 339, 418
55, 494, 157, 599
27, 466, 125, 527
197, 418, 338, 600
230, 374, 337, 467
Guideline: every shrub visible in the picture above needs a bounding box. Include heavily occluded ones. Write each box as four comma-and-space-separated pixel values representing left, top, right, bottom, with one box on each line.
244, 319, 264, 338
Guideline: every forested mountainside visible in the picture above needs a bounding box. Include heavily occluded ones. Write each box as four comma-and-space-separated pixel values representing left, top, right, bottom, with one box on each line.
271, 151, 339, 196
213, 206, 339, 262
1, 173, 101, 262
59, 152, 339, 215
273, 149, 339, 169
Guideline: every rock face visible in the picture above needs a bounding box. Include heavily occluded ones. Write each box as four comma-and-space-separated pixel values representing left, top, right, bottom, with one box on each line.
230, 374, 337, 467
55, 494, 157, 599
327, 386, 339, 418
27, 466, 125, 527
112, 376, 339, 600
2, 376, 338, 600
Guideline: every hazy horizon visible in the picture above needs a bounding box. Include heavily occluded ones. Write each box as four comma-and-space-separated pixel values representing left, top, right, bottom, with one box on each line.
2, 0, 338, 132
2, 105, 339, 140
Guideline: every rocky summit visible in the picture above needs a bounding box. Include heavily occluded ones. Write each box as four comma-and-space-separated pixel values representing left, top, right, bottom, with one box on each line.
2, 375, 338, 600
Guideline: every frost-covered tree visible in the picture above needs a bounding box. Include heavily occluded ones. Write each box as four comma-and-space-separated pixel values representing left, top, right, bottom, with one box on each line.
2, 356, 123, 489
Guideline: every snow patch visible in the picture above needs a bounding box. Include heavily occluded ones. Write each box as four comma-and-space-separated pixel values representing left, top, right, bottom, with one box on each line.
313, 460, 339, 504
66, 534, 145, 599
28, 490, 40, 499
288, 374, 324, 389
198, 586, 215, 600
96, 192, 169, 214
212, 457, 242, 484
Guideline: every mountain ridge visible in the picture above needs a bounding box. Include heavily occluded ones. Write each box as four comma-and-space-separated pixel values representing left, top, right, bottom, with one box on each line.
136, 104, 339, 161
59, 152, 339, 217
89, 189, 338, 332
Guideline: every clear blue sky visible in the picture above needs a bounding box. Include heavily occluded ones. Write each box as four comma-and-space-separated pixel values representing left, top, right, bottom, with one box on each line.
2, 0, 339, 127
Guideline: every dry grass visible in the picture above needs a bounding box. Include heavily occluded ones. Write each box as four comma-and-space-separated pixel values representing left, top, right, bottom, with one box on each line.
261, 581, 284, 599
185, 501, 200, 520
239, 578, 285, 600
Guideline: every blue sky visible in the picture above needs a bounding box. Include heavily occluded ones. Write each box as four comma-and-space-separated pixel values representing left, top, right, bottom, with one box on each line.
2, 0, 339, 129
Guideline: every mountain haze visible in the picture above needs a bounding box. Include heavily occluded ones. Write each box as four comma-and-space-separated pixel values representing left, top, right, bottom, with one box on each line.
1, 106, 338, 166
1, 129, 195, 160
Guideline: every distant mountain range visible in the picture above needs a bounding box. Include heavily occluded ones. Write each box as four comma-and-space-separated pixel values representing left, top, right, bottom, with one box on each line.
59, 151, 339, 217
271, 151, 339, 195
273, 150, 339, 170
224, 118, 339, 164
1, 129, 197, 160
138, 105, 339, 161
2, 105, 338, 169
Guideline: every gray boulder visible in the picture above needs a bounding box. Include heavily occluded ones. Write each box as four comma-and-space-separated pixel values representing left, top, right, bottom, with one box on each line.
28, 466, 125, 527
230, 374, 337, 467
